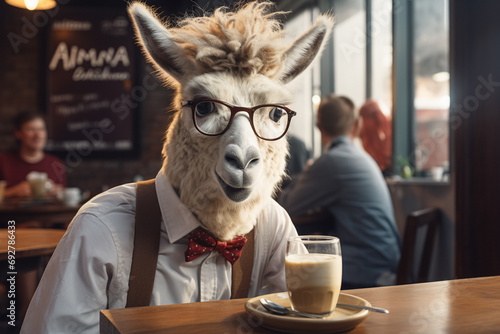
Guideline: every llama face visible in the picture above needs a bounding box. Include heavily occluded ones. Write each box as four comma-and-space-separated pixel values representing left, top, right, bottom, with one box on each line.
129, 2, 334, 240
181, 72, 293, 203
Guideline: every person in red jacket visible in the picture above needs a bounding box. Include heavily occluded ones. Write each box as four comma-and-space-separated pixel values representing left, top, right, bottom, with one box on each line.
358, 100, 392, 173
0, 111, 66, 198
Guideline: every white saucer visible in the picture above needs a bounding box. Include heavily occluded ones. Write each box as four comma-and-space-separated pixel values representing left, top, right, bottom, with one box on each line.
245, 292, 370, 333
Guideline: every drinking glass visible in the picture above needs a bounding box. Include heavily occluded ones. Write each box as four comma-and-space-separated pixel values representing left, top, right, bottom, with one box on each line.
285, 235, 342, 315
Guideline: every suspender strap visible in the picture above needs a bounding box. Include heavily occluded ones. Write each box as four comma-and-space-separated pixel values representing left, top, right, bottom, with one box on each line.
231, 229, 254, 299
126, 179, 162, 308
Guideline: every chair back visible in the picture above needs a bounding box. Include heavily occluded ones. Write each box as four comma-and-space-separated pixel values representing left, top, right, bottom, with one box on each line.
396, 208, 441, 284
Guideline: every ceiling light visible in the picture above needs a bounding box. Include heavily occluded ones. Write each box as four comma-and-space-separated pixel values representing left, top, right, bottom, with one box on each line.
5, 0, 57, 10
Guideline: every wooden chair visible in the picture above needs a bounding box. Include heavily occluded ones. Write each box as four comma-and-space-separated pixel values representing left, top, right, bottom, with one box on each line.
396, 208, 441, 284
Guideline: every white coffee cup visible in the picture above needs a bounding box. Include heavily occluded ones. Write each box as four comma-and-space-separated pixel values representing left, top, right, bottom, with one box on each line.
430, 166, 444, 181
63, 187, 81, 206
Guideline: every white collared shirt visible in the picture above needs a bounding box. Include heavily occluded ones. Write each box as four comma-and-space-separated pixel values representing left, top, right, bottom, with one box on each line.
21, 172, 297, 334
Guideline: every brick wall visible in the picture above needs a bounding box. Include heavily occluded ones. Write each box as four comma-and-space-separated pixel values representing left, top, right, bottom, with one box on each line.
0, 2, 176, 196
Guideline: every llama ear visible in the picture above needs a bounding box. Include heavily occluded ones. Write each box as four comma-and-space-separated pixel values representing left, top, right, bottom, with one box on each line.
128, 3, 196, 84
279, 15, 334, 84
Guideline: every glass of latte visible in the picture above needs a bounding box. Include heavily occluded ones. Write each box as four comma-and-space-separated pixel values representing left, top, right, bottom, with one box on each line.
285, 236, 342, 316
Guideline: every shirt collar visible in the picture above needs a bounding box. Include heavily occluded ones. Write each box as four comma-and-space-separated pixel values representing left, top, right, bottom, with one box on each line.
155, 171, 200, 244
324, 135, 350, 152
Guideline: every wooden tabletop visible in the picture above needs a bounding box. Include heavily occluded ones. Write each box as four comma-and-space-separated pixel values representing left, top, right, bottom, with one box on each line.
0, 197, 78, 210
0, 200, 80, 228
100, 276, 500, 334
0, 228, 66, 261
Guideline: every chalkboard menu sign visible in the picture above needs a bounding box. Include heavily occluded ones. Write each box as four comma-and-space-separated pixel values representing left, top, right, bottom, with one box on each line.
46, 7, 139, 159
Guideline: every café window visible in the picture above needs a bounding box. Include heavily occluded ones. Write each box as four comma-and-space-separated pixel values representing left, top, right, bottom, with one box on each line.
413, 0, 450, 172
283, 8, 316, 154
333, 0, 366, 108
370, 0, 393, 119
280, 0, 449, 177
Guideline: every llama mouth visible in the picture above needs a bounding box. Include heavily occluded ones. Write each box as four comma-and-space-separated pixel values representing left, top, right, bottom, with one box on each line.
216, 173, 252, 202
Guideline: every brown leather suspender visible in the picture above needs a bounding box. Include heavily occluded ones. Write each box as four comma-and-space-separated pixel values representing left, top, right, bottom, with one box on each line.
126, 179, 162, 307
126, 179, 254, 307
231, 229, 254, 299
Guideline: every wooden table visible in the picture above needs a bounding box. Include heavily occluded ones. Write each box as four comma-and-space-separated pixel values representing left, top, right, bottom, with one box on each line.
0, 228, 66, 261
0, 199, 80, 229
1, 228, 66, 323
100, 276, 500, 334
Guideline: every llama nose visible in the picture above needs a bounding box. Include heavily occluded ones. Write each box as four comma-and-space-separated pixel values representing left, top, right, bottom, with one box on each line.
224, 145, 260, 171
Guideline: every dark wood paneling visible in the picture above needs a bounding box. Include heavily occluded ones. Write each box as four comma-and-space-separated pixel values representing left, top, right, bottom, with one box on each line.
451, 0, 500, 278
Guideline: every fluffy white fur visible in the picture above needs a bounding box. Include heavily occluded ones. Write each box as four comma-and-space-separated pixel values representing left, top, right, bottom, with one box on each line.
129, 1, 334, 241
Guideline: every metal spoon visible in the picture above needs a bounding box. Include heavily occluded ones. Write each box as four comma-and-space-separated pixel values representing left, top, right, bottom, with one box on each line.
336, 303, 389, 314
260, 298, 389, 318
260, 298, 325, 319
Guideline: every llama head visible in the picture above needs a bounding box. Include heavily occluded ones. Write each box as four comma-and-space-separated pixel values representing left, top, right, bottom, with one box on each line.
129, 1, 333, 240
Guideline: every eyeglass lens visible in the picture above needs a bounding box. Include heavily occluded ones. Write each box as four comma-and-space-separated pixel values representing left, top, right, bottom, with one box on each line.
193, 101, 290, 140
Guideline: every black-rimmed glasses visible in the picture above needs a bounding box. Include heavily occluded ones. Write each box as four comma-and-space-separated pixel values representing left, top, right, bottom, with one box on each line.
182, 99, 297, 141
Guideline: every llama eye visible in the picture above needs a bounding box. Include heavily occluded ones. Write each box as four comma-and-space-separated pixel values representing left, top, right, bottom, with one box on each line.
195, 101, 216, 117
269, 107, 284, 123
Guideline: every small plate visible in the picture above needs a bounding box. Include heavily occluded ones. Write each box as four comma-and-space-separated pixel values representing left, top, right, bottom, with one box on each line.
245, 292, 370, 333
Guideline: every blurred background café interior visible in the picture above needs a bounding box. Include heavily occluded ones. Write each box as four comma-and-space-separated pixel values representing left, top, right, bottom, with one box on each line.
0, 0, 499, 326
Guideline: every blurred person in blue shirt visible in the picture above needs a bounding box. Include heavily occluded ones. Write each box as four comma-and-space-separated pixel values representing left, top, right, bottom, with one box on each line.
279, 94, 400, 289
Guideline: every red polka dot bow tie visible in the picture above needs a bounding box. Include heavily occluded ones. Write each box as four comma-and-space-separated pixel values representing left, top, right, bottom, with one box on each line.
185, 227, 247, 265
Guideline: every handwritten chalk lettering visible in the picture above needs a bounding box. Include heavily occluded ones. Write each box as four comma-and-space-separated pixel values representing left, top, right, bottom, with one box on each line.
49, 43, 130, 71
72, 67, 130, 81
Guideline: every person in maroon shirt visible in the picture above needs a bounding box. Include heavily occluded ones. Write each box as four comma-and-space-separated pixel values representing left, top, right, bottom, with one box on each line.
0, 111, 66, 198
